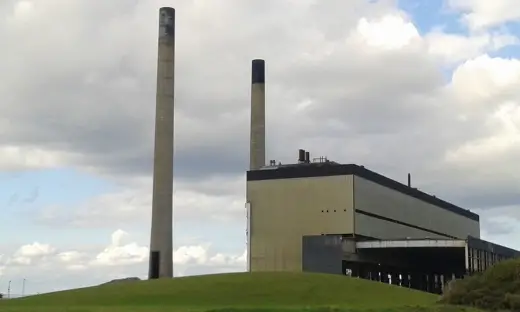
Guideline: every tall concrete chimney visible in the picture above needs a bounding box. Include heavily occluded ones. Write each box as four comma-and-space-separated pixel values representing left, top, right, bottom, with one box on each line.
250, 59, 266, 170
149, 7, 175, 279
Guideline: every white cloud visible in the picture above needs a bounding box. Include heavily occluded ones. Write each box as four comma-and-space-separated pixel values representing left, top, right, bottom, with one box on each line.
425, 32, 518, 64
91, 230, 148, 266
92, 241, 148, 267
0, 229, 246, 294
90, 230, 246, 268
0, 146, 68, 171
448, 0, 520, 30
450, 55, 520, 104
444, 55, 520, 171
0, 254, 4, 277
57, 252, 90, 271
446, 102, 520, 166
15, 243, 56, 258
355, 14, 421, 50
7, 242, 57, 266
174, 245, 209, 265
210, 249, 247, 267
37, 175, 246, 228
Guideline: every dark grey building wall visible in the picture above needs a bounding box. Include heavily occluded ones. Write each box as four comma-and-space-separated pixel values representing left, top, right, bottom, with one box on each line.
467, 236, 520, 258
353, 176, 480, 239
302, 235, 344, 275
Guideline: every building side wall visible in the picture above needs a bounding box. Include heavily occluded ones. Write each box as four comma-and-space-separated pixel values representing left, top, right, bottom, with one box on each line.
247, 175, 354, 272
353, 176, 480, 239
355, 213, 447, 239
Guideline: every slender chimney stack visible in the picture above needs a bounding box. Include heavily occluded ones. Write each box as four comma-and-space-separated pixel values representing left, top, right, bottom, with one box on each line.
149, 7, 175, 279
250, 59, 266, 170
407, 173, 411, 187
305, 151, 310, 163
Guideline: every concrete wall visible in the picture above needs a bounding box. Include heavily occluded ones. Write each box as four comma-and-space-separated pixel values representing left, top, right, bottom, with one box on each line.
353, 176, 480, 239
247, 175, 354, 272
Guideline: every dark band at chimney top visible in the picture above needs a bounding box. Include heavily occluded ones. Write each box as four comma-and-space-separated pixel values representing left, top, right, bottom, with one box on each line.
252, 59, 265, 84
159, 7, 175, 38
160, 7, 175, 14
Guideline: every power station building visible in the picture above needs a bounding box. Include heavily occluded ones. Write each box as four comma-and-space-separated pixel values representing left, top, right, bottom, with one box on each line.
246, 150, 520, 293
245, 59, 519, 294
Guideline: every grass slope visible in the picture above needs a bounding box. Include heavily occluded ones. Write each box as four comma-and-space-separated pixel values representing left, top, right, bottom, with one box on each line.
0, 272, 472, 312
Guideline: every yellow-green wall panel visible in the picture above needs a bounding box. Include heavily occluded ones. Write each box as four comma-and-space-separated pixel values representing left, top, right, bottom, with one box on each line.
247, 175, 354, 272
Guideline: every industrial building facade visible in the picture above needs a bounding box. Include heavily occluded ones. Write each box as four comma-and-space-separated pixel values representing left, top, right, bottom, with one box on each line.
245, 151, 519, 293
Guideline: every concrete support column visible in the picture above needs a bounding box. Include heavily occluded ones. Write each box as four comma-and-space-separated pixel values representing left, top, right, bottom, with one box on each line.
433, 274, 442, 294
401, 272, 410, 288
369, 264, 378, 281
441, 273, 452, 293
419, 273, 428, 291
389, 270, 399, 285
358, 263, 368, 279
381, 268, 389, 284
409, 271, 419, 290
351, 262, 360, 278
427, 274, 436, 293
367, 269, 373, 281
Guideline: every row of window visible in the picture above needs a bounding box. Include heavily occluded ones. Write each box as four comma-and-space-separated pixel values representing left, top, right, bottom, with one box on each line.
321, 209, 348, 213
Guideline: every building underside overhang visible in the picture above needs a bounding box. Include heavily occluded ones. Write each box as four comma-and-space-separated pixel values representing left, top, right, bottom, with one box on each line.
346, 237, 518, 276
356, 239, 466, 249
302, 235, 520, 294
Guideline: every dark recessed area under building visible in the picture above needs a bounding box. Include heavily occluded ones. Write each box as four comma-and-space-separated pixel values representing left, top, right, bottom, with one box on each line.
302, 235, 518, 293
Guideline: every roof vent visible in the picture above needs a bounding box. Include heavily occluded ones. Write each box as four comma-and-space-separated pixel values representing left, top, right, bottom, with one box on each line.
298, 149, 305, 163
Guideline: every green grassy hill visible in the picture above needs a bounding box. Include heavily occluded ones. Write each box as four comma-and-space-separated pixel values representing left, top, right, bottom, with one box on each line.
0, 272, 474, 312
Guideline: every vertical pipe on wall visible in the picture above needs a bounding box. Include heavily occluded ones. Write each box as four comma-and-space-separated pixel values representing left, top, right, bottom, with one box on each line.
245, 202, 252, 272
464, 243, 470, 274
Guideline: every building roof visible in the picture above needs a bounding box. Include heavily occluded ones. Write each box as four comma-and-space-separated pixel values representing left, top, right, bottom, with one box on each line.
246, 162, 479, 222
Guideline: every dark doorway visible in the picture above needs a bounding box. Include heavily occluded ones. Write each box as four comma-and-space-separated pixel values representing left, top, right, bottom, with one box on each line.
149, 251, 160, 279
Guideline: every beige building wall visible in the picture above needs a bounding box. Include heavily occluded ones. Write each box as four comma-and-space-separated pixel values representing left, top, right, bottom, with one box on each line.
247, 175, 355, 272
353, 176, 480, 239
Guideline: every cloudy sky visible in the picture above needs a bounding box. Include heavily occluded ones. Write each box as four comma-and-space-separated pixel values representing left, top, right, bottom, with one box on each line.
1, 0, 520, 295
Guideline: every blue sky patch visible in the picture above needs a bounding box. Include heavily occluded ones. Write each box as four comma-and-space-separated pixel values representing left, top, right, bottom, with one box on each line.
0, 168, 118, 244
